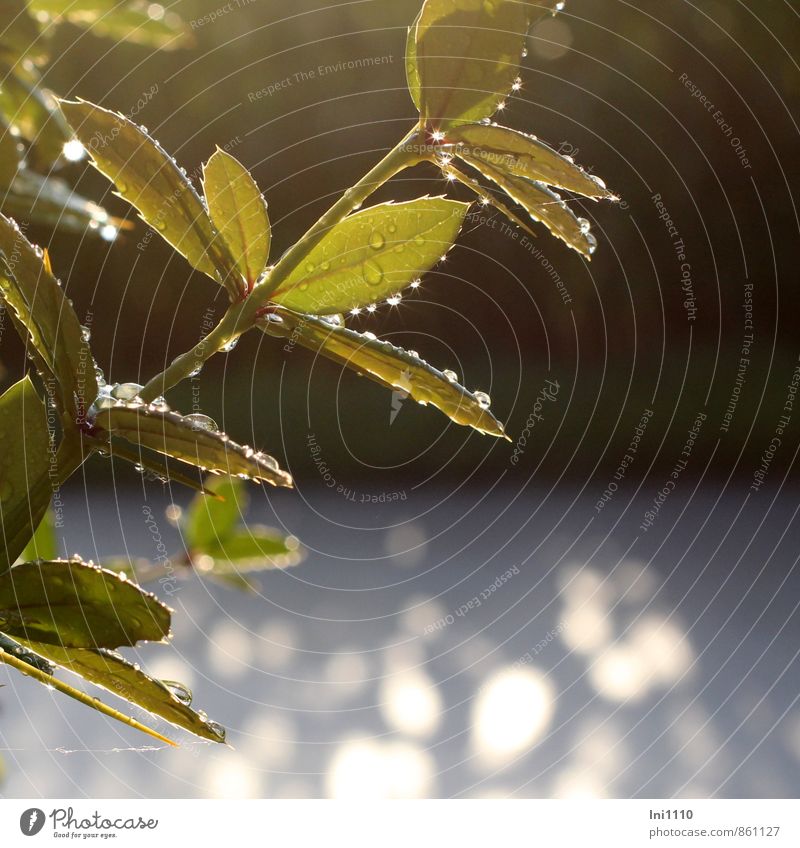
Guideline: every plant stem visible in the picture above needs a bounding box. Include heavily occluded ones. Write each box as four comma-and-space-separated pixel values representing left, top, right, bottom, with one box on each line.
139, 125, 425, 405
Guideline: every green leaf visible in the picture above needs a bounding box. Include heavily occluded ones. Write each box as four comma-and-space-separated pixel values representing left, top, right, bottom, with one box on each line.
18, 639, 225, 742
0, 62, 72, 167
27, 0, 193, 50
406, 9, 423, 111
93, 402, 293, 488
447, 123, 616, 199
17, 509, 57, 562
202, 148, 270, 291
0, 642, 179, 746
454, 150, 597, 255
2, 168, 120, 236
184, 475, 247, 552
59, 99, 243, 299
108, 437, 216, 497
412, 0, 562, 128
0, 213, 99, 417
0, 377, 52, 571
204, 528, 302, 569
0, 558, 171, 648
262, 307, 508, 438
269, 198, 469, 315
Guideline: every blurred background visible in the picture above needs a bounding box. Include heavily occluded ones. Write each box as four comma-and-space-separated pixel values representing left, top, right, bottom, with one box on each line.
0, 0, 799, 798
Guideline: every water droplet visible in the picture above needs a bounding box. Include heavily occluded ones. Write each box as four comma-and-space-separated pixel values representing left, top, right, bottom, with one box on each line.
407, 349, 419, 359
521, 46, 528, 58
578, 217, 592, 235
387, 293, 402, 306
322, 313, 345, 328
387, 223, 397, 234
92, 395, 116, 412
111, 382, 143, 401
363, 331, 377, 341
100, 224, 118, 242
443, 369, 459, 383
369, 231, 385, 250
474, 390, 491, 409
363, 259, 384, 286
221, 337, 239, 353
162, 680, 193, 706
188, 363, 203, 378
184, 413, 217, 432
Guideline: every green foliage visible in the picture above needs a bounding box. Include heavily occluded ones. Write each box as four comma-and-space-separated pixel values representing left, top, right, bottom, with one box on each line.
0, 558, 171, 647
0, 377, 52, 570
0, 0, 615, 748
203, 148, 271, 292
269, 198, 469, 314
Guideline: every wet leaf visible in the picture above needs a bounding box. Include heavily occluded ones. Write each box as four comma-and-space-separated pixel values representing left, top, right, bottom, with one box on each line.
455, 150, 596, 255
3, 168, 121, 236
59, 99, 242, 299
0, 62, 72, 168
27, 0, 193, 50
0, 631, 55, 674
184, 475, 246, 552
0, 643, 178, 746
448, 123, 616, 199
269, 198, 469, 315
93, 403, 293, 488
261, 307, 508, 437
0, 213, 99, 417
0, 558, 171, 648
108, 437, 214, 497
19, 640, 225, 742
17, 509, 57, 563
0, 377, 52, 571
203, 148, 270, 290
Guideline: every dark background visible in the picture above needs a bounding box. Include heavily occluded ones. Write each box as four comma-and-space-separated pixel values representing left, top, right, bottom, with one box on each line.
4, 0, 797, 490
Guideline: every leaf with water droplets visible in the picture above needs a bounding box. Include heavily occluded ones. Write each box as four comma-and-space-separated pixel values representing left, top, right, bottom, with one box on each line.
202, 148, 270, 291
59, 99, 242, 299
0, 61, 72, 168
0, 214, 99, 417
268, 198, 469, 314
108, 437, 215, 496
17, 510, 57, 563
405, 7, 423, 111
410, 0, 563, 128
0, 558, 172, 648
93, 404, 293, 488
448, 123, 616, 199
0, 643, 179, 747
0, 632, 55, 675
454, 151, 596, 255
261, 307, 508, 437
16, 639, 224, 742
2, 167, 124, 237
0, 377, 53, 571
27, 0, 193, 50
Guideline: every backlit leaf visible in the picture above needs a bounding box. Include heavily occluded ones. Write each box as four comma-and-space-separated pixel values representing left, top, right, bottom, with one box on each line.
18, 640, 225, 742
261, 307, 508, 438
204, 529, 302, 569
184, 475, 246, 552
0, 643, 178, 746
17, 509, 56, 563
108, 437, 215, 497
0, 377, 52, 571
203, 148, 270, 290
0, 558, 171, 647
448, 123, 616, 199
0, 213, 99, 417
269, 198, 469, 315
93, 402, 293, 488
455, 149, 596, 255
59, 99, 242, 299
